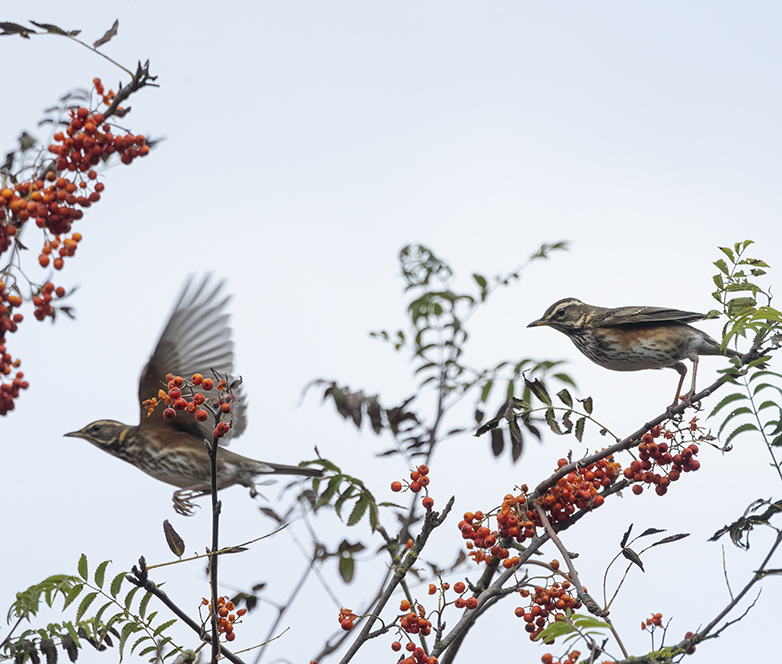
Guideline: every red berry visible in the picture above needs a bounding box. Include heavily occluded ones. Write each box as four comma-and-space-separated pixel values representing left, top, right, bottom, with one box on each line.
163, 408, 176, 420
391, 481, 403, 492
196, 409, 209, 422
422, 496, 434, 509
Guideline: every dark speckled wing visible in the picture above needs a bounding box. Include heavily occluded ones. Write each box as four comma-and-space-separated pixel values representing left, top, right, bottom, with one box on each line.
138, 275, 247, 441
599, 306, 705, 327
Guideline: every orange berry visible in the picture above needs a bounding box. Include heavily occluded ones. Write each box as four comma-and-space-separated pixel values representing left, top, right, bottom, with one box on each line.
391, 641, 402, 652
53, 257, 64, 270
196, 409, 209, 422
202, 378, 214, 390
391, 481, 402, 492
422, 496, 434, 509
192, 373, 203, 385
454, 582, 466, 594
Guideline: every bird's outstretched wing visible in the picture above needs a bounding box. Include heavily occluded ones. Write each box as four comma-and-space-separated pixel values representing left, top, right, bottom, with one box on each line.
599, 306, 705, 327
138, 275, 247, 441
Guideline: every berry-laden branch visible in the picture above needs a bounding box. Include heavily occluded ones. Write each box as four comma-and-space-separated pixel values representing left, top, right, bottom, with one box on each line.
1, 22, 157, 416
125, 567, 246, 664
337, 497, 454, 664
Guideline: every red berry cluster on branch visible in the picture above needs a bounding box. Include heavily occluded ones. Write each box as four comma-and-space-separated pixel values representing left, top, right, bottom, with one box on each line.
1, 76, 152, 416
515, 578, 583, 641
623, 424, 701, 496
398, 599, 434, 635
392, 640, 438, 664
200, 596, 245, 642
142, 372, 235, 438
535, 457, 620, 523
540, 650, 582, 664
458, 507, 523, 568
391, 464, 434, 510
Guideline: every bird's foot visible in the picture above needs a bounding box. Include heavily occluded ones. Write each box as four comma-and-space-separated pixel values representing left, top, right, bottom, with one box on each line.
172, 489, 205, 516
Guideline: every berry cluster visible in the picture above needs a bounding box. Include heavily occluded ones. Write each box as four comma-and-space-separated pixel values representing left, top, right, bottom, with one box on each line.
540, 650, 582, 664
535, 457, 620, 523
200, 596, 246, 642
514, 578, 583, 641
458, 508, 523, 568
389, 639, 438, 664
623, 424, 701, 496
391, 464, 434, 510
1, 76, 152, 417
397, 599, 434, 635
142, 372, 235, 439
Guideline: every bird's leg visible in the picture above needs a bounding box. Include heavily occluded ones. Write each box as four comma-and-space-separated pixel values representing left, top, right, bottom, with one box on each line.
172, 488, 208, 516
666, 362, 688, 418
681, 355, 701, 408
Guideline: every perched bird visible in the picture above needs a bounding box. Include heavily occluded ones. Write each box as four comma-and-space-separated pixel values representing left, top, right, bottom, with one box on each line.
66, 276, 322, 515
528, 298, 740, 408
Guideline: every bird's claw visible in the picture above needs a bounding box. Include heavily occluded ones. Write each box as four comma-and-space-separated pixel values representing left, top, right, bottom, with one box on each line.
172, 489, 204, 516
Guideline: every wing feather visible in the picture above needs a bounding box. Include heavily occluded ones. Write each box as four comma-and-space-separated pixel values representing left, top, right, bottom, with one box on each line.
600, 306, 705, 327
137, 275, 247, 441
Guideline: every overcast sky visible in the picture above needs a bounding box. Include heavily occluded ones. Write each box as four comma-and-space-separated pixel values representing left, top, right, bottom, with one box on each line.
2, 3, 781, 663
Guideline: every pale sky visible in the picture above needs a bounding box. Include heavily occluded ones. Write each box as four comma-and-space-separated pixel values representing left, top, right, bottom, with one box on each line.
2, 3, 781, 663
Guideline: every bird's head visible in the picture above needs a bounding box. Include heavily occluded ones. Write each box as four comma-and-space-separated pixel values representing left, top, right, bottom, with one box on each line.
64, 420, 130, 455
528, 298, 589, 333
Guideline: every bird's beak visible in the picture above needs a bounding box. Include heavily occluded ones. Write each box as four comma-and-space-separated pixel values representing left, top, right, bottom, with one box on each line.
63, 430, 83, 439
527, 318, 547, 328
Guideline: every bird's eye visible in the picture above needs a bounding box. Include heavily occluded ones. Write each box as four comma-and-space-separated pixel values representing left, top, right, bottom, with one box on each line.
90, 425, 102, 434
555, 307, 567, 318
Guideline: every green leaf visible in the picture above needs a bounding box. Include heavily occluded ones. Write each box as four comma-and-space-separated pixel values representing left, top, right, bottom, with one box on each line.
153, 618, 177, 637
717, 406, 754, 437
575, 417, 586, 443
119, 622, 142, 661
339, 555, 355, 583
719, 246, 735, 262
480, 380, 494, 404
138, 591, 152, 619
109, 572, 125, 598
725, 422, 759, 446
75, 592, 97, 622
93, 600, 114, 627
94, 560, 110, 589
714, 258, 730, 275
163, 520, 186, 558
552, 372, 576, 387
347, 496, 369, 526
62, 584, 84, 610
131, 635, 150, 654
317, 475, 343, 508
77, 554, 88, 581
525, 377, 552, 406
138, 644, 159, 658
545, 408, 563, 435
123, 585, 141, 611
368, 502, 379, 532
580, 396, 593, 415
709, 391, 747, 417
556, 389, 573, 409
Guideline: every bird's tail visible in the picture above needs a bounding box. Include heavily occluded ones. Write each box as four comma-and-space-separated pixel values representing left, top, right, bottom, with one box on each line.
262, 461, 323, 478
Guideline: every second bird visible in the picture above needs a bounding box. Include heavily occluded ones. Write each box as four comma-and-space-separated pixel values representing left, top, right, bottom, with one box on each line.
66, 276, 322, 515
528, 298, 739, 408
